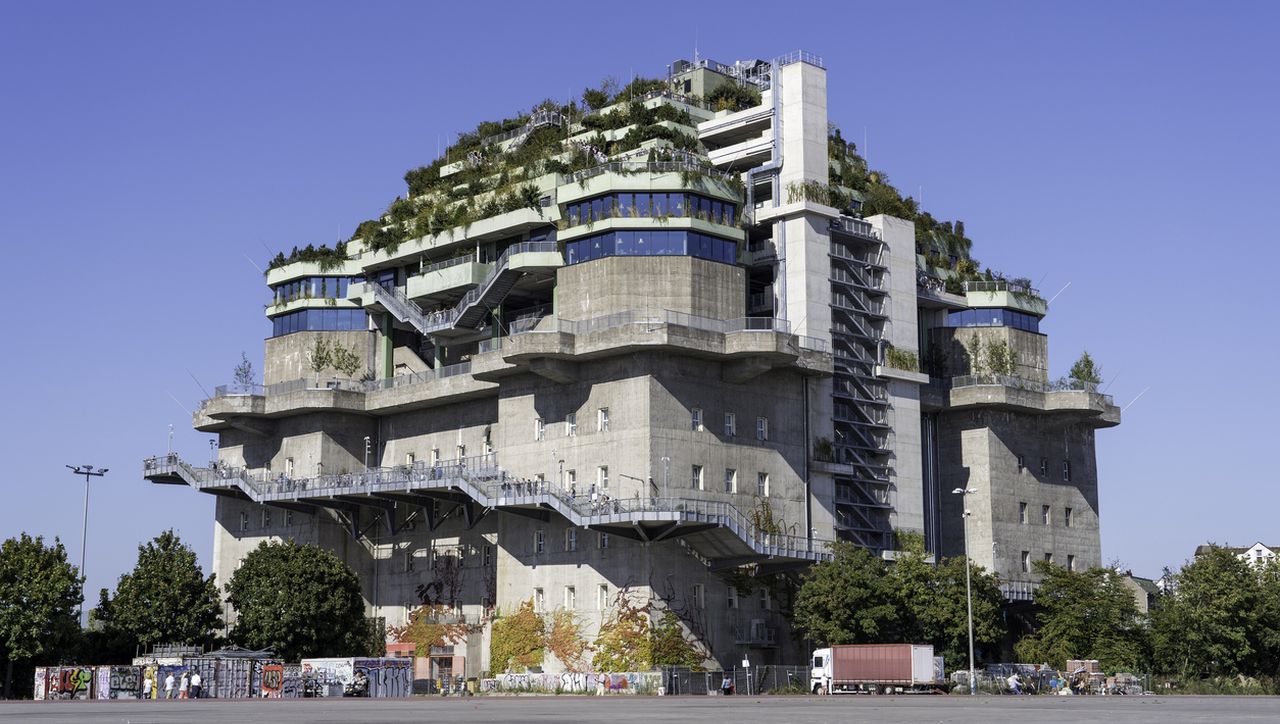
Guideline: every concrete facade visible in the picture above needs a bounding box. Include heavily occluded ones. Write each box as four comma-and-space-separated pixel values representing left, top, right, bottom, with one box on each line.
149, 50, 1119, 674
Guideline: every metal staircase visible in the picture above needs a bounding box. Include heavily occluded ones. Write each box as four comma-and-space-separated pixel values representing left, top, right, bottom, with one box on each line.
144, 453, 830, 566
368, 242, 560, 337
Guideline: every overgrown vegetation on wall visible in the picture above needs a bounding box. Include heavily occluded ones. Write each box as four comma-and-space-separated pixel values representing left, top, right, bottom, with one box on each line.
489, 600, 546, 673
389, 605, 472, 658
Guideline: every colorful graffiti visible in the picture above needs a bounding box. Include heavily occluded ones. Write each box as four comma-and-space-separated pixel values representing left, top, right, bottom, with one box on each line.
301, 658, 353, 697
354, 658, 412, 698
45, 666, 95, 700
108, 666, 142, 699
484, 671, 660, 694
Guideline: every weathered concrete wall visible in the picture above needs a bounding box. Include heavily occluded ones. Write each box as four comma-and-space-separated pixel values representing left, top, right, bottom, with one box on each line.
935, 409, 1101, 582
937, 326, 1049, 382
263, 331, 374, 385
555, 256, 745, 321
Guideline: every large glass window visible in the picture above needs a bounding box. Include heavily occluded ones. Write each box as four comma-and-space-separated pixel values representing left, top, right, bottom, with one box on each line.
563, 192, 735, 227
946, 308, 1041, 333
564, 230, 738, 267
271, 308, 367, 337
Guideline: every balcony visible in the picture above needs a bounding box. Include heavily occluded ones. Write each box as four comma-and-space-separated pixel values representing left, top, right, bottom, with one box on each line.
962, 280, 1048, 316
143, 453, 833, 568
946, 374, 1120, 427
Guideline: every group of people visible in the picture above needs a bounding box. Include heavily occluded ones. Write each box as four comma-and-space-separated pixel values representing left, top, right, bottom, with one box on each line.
140, 671, 202, 700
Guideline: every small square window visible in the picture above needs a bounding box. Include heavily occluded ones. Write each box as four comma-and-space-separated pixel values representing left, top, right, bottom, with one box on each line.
598, 584, 610, 610
724, 468, 737, 493
727, 585, 738, 609
598, 407, 610, 432
285, 510, 294, 527
483, 545, 493, 567
724, 412, 736, 437
1062, 460, 1072, 482
757, 472, 770, 497
1042, 505, 1051, 525
1019, 502, 1028, 525
759, 587, 771, 610
1064, 507, 1074, 528
1021, 551, 1031, 573
1039, 458, 1048, 476
597, 466, 609, 490
598, 532, 610, 549
1044, 552, 1054, 565
404, 551, 415, 572
534, 588, 545, 612
566, 412, 577, 437
239, 511, 249, 532
565, 528, 578, 552
1067, 554, 1076, 571
261, 508, 271, 528
692, 408, 704, 432
534, 418, 545, 441
564, 586, 576, 610
691, 465, 704, 491
1016, 455, 1025, 474
691, 584, 705, 609
534, 530, 545, 554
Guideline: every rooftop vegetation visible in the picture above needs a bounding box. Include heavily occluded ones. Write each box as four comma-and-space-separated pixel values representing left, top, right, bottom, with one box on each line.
266, 242, 348, 274
705, 81, 761, 112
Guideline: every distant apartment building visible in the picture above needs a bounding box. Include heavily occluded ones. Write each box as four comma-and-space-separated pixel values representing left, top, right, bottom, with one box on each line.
1196, 542, 1277, 568
144, 50, 1119, 674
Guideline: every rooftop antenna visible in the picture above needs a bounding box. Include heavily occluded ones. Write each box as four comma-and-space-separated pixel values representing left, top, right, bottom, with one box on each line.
1101, 372, 1120, 394
1122, 386, 1151, 412
166, 391, 192, 416
186, 368, 212, 400
1046, 281, 1072, 306
694, 28, 699, 63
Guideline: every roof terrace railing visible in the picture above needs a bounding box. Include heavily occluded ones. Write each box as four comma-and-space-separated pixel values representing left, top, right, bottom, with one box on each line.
568, 159, 734, 185
962, 279, 1039, 296
774, 50, 825, 69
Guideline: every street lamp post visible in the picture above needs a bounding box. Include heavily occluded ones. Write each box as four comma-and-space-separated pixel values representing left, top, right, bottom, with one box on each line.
952, 486, 978, 695
66, 465, 108, 624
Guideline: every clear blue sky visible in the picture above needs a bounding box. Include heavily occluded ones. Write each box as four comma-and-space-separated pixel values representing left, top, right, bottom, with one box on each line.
2, 1, 1276, 601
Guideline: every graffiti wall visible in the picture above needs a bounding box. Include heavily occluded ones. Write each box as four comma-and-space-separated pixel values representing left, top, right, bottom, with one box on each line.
33, 668, 45, 701
483, 671, 660, 694
108, 666, 142, 699
258, 662, 302, 698
354, 658, 412, 698
45, 666, 95, 700
301, 658, 353, 697
95, 667, 110, 699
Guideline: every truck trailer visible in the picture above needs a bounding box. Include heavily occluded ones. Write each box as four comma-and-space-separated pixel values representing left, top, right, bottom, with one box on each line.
810, 644, 945, 694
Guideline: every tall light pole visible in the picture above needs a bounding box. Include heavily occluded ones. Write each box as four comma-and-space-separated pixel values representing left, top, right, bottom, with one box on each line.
952, 486, 978, 695
66, 465, 108, 625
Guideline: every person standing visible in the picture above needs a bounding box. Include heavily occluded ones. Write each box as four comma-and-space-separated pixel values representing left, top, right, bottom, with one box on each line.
164, 672, 176, 699
189, 671, 202, 699
178, 671, 190, 699
141, 675, 153, 700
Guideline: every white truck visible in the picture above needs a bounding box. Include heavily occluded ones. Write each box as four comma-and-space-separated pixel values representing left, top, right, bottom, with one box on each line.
810, 643, 945, 694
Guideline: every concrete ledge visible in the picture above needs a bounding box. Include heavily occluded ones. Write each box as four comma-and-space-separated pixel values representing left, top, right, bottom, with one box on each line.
874, 365, 930, 384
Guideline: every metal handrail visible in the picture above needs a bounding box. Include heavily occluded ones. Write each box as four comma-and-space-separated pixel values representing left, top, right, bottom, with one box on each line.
145, 453, 831, 560
963, 280, 1040, 296
569, 159, 733, 185
417, 255, 479, 275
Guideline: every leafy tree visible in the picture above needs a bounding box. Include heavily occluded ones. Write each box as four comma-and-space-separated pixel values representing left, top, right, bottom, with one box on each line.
1256, 558, 1280, 677
490, 599, 545, 673
0, 534, 82, 698
94, 530, 222, 656
650, 611, 705, 669
792, 542, 899, 646
1069, 350, 1103, 386
1151, 547, 1262, 677
330, 342, 364, 379
306, 337, 333, 383
225, 540, 371, 661
1014, 561, 1147, 672
888, 533, 1004, 668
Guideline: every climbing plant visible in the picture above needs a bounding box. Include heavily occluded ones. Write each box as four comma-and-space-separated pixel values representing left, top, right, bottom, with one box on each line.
592, 590, 652, 671
489, 599, 545, 673
389, 604, 471, 658
546, 609, 592, 672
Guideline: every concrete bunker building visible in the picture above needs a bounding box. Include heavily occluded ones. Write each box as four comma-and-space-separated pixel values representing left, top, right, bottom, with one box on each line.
144, 51, 1119, 675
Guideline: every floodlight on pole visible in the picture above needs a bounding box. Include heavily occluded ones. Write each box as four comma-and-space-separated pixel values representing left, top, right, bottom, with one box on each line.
952, 486, 978, 695
66, 464, 108, 626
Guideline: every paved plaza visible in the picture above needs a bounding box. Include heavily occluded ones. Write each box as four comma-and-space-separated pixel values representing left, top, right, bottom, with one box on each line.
2, 695, 1279, 724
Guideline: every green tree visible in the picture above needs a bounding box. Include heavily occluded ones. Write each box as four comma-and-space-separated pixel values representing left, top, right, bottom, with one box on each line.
490, 599, 545, 673
94, 530, 222, 655
1069, 350, 1103, 386
225, 540, 371, 661
792, 542, 899, 646
0, 534, 82, 698
307, 337, 333, 384
888, 533, 1005, 668
1151, 547, 1262, 677
1014, 561, 1146, 671
1256, 558, 1280, 677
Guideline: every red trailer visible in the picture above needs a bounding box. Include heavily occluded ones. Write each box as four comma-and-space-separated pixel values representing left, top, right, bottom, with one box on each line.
810, 644, 945, 694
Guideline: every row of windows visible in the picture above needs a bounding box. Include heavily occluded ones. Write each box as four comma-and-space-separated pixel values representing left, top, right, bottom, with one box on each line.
689, 466, 771, 496
533, 409, 609, 441
1016, 455, 1072, 482
565, 192, 737, 227
270, 308, 367, 337
1018, 502, 1075, 527
947, 308, 1041, 332
405, 544, 493, 572
564, 230, 738, 266
239, 507, 295, 531
531, 582, 770, 612
271, 276, 360, 304
690, 409, 768, 440
533, 528, 611, 554
1021, 551, 1076, 572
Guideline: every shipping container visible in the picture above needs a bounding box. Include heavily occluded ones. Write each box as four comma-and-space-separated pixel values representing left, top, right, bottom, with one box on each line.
810, 644, 944, 694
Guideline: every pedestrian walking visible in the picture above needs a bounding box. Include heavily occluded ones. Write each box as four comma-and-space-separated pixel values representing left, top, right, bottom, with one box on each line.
1006, 673, 1022, 695
141, 675, 152, 700
164, 672, 175, 699
189, 671, 202, 699
179, 671, 189, 699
